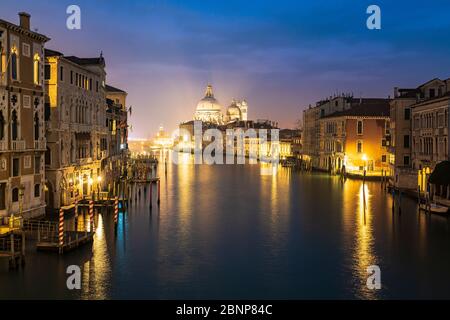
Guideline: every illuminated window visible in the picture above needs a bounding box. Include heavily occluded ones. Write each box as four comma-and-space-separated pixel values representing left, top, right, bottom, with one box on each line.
33, 54, 41, 85
11, 47, 18, 80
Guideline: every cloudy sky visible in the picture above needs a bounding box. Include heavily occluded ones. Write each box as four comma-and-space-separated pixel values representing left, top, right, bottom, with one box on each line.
2, 0, 450, 138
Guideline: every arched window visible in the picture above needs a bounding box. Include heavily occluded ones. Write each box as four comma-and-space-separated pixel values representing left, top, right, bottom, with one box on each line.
11, 110, 18, 140
45, 147, 51, 165
34, 184, 40, 197
0, 111, 4, 140
34, 112, 39, 140
12, 187, 19, 202
33, 54, 41, 85
11, 48, 18, 80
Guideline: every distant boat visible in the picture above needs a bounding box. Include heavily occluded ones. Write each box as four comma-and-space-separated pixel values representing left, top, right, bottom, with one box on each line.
419, 203, 449, 214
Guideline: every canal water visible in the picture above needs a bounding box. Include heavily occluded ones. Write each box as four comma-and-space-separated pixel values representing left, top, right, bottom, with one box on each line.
1, 156, 450, 299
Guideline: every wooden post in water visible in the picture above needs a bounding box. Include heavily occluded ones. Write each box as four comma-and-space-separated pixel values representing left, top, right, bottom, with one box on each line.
58, 207, 64, 254
10, 233, 15, 269
157, 179, 161, 206
89, 200, 95, 233
74, 199, 78, 231
149, 181, 153, 209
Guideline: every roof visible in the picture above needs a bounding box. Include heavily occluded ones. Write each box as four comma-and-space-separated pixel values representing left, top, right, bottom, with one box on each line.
65, 56, 104, 66
322, 100, 390, 119
105, 84, 126, 93
44, 48, 63, 57
0, 18, 50, 42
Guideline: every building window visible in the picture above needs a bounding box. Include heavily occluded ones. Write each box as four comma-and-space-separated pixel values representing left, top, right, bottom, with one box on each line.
0, 183, 5, 210
96, 81, 99, 92
59, 66, 64, 82
11, 110, 18, 140
23, 95, 31, 108
22, 43, 30, 57
45, 147, 51, 165
403, 156, 410, 166
34, 112, 40, 140
34, 156, 40, 174
357, 140, 363, 153
44, 64, 51, 80
24, 155, 31, 169
12, 188, 19, 202
429, 88, 435, 98
11, 49, 18, 80
33, 54, 41, 85
0, 111, 4, 140
404, 108, 411, 120
403, 135, 410, 148
357, 120, 363, 135
381, 155, 386, 163
70, 70, 73, 84
12, 158, 20, 177
34, 184, 40, 197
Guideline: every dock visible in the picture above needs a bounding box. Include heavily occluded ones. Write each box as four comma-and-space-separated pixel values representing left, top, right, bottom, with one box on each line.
0, 231, 26, 269
36, 230, 94, 253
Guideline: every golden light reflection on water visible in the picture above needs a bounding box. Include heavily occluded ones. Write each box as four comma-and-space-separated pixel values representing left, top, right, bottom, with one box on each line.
81, 213, 112, 300
342, 181, 379, 299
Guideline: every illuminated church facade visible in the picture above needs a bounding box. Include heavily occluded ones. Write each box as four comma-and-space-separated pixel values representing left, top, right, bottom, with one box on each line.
194, 84, 248, 125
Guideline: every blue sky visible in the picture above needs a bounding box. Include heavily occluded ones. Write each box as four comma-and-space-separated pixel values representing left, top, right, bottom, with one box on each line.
2, 0, 450, 138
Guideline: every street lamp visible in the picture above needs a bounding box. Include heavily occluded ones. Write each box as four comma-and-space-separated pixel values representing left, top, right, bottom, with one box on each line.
362, 154, 368, 182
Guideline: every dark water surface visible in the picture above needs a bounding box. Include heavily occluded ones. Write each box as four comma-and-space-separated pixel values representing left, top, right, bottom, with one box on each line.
1, 159, 450, 299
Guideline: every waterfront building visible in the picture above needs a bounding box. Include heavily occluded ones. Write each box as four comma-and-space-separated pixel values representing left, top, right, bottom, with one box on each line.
410, 78, 450, 193
302, 94, 390, 172
0, 13, 49, 218
389, 87, 418, 189
44, 49, 108, 210
226, 99, 248, 122
104, 85, 128, 196
318, 100, 391, 176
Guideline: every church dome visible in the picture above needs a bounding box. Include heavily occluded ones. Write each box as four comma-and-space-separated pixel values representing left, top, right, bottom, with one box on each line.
196, 85, 222, 111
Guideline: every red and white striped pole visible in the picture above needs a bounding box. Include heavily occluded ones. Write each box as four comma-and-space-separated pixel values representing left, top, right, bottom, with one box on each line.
114, 196, 118, 225
89, 200, 95, 232
58, 208, 64, 249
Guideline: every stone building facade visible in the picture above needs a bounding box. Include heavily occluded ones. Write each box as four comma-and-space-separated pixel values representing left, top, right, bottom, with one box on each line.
0, 13, 49, 218
44, 49, 108, 211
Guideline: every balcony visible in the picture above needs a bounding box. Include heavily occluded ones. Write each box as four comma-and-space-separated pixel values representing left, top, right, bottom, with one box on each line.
11, 140, 25, 151
76, 157, 93, 166
34, 139, 46, 150
0, 140, 6, 151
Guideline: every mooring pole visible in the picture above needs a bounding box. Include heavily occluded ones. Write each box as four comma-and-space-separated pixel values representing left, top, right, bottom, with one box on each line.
89, 200, 95, 233
114, 196, 118, 225
157, 179, 161, 206
59, 207, 64, 254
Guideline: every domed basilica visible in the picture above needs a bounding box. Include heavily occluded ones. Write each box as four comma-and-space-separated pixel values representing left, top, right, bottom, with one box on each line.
194, 85, 248, 125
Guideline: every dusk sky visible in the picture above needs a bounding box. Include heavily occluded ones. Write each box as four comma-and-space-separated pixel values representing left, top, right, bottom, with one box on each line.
2, 0, 450, 138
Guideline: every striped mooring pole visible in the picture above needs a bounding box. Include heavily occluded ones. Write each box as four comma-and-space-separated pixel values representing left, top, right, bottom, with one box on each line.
114, 196, 119, 225
58, 207, 64, 250
89, 200, 95, 232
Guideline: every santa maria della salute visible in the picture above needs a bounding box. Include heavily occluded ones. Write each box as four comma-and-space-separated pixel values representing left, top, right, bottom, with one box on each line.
194, 84, 248, 124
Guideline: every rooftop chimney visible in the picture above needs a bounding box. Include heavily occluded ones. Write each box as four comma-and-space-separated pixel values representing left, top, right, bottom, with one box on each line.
19, 12, 30, 30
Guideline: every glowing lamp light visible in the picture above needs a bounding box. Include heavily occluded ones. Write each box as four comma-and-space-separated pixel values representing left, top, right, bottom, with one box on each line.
88, 177, 94, 185
362, 154, 368, 162
97, 176, 102, 183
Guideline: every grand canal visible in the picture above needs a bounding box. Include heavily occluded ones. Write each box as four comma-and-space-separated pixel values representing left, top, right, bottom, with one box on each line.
1, 156, 450, 299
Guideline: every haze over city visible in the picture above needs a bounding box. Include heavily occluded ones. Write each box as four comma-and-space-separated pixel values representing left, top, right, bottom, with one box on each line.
2, 0, 450, 138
